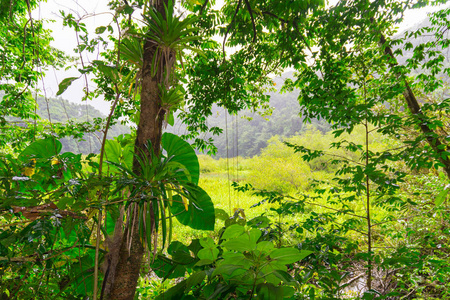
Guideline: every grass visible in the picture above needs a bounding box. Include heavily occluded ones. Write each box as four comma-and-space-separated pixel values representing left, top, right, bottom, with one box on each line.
173, 127, 400, 248
171, 175, 274, 243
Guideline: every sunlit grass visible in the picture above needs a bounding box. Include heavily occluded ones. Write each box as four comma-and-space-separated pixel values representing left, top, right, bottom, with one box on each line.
171, 175, 275, 243
173, 127, 399, 248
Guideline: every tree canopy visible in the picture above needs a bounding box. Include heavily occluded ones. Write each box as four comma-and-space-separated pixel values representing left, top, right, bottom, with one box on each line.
1, 0, 450, 299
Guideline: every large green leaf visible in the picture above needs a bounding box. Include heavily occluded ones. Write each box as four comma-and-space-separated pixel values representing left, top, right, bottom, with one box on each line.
168, 241, 194, 264
170, 184, 215, 230
222, 224, 245, 240
270, 248, 313, 265
162, 132, 199, 185
435, 186, 449, 207
221, 227, 261, 252
18, 138, 62, 162
104, 139, 133, 171
198, 237, 219, 260
222, 234, 255, 252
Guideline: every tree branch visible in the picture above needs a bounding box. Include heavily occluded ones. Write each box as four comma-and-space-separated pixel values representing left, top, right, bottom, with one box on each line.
243, 0, 256, 43
374, 20, 450, 179
223, 0, 242, 61
199, 0, 209, 14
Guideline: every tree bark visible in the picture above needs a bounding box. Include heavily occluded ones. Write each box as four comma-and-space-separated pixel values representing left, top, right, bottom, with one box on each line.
104, 1, 168, 299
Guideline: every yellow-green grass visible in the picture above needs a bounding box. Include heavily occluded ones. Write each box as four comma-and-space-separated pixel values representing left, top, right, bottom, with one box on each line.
170, 175, 276, 243
174, 176, 397, 251
171, 126, 401, 248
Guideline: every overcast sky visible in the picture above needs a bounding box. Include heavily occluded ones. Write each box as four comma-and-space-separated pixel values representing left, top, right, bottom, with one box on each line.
33, 0, 448, 114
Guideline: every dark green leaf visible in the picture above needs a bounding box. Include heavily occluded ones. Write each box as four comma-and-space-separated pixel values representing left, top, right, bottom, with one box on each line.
95, 26, 106, 34
18, 138, 62, 162
170, 184, 215, 230
56, 77, 79, 96
186, 271, 206, 289
162, 132, 200, 185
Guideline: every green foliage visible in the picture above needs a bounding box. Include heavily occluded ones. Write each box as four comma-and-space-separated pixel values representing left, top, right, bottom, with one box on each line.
18, 138, 62, 162
0, 130, 214, 297
0, 137, 99, 298
152, 224, 312, 300
170, 185, 215, 231
143, 0, 201, 83
162, 132, 200, 185
104, 136, 134, 171
56, 77, 79, 96
104, 132, 215, 248
3, 0, 450, 299
245, 136, 311, 193
0, 0, 67, 150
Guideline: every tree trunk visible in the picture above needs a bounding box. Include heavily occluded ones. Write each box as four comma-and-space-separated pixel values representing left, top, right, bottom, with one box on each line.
378, 33, 450, 179
104, 1, 168, 299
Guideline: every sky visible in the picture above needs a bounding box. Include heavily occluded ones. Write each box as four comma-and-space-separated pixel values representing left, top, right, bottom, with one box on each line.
33, 0, 112, 112
33, 0, 449, 114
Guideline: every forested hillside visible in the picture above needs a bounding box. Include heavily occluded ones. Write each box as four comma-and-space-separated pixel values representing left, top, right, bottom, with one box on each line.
171, 72, 330, 157
35, 96, 129, 153
0, 92, 129, 153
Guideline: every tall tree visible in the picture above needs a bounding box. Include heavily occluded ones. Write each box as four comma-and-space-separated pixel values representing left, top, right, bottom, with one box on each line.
83, 0, 324, 298
104, 0, 170, 297
288, 0, 450, 292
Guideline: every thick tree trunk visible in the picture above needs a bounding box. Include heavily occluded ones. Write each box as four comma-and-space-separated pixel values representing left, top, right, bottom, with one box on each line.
104, 1, 168, 299
106, 207, 144, 299
133, 38, 166, 166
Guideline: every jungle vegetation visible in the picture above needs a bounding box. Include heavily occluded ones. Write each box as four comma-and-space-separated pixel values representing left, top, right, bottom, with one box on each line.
1, 0, 450, 299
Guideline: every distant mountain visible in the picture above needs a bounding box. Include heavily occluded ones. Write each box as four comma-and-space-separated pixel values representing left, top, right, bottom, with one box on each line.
169, 72, 330, 158
36, 97, 130, 154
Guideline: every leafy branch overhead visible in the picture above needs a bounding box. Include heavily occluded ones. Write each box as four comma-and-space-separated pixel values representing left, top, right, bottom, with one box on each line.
2, 0, 450, 299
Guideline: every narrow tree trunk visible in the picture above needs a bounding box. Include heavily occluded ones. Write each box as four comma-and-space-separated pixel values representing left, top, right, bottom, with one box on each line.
104, 1, 168, 298
365, 120, 372, 291
133, 37, 165, 166
378, 33, 450, 179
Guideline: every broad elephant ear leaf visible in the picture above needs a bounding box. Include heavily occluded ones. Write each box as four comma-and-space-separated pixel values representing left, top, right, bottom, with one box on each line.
170, 184, 215, 231
104, 139, 133, 171
18, 138, 62, 162
162, 132, 199, 185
